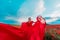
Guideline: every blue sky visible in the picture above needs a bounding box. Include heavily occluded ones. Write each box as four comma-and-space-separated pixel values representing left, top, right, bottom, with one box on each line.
0, 0, 60, 25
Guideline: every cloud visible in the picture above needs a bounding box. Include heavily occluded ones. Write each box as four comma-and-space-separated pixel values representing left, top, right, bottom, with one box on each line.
16, 17, 36, 24
46, 18, 58, 23
50, 11, 60, 17
17, 0, 38, 17
17, 17, 28, 23
45, 10, 60, 23
17, 5, 30, 17
4, 16, 28, 24
0, 22, 4, 23
45, 10, 60, 18
5, 16, 17, 21
17, 0, 46, 17
56, 3, 60, 8
33, 0, 46, 16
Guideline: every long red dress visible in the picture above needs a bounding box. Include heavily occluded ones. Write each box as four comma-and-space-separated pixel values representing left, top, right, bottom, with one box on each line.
30, 21, 46, 40
0, 23, 26, 40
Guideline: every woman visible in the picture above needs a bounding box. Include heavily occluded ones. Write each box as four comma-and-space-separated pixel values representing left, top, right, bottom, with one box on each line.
21, 17, 34, 40
30, 16, 46, 40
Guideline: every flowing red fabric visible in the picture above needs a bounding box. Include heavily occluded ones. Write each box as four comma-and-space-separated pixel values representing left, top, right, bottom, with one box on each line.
0, 23, 26, 40
0, 22, 34, 40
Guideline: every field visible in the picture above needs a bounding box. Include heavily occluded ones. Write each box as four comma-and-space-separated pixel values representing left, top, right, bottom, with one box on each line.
45, 24, 60, 40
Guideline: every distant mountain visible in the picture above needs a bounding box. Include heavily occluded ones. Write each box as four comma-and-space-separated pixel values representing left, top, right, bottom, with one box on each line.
50, 19, 60, 24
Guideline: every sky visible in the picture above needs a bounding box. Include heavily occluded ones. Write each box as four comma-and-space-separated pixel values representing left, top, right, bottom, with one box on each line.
0, 0, 60, 25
